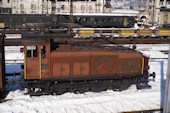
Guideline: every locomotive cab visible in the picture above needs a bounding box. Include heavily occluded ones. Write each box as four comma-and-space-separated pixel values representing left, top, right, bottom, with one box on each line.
21, 31, 51, 80
23, 41, 51, 80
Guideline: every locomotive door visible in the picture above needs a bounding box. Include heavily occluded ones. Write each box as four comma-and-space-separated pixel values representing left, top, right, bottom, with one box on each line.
40, 45, 50, 79
25, 45, 40, 79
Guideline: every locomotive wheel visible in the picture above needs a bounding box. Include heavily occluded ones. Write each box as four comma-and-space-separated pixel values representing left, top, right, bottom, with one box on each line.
67, 86, 77, 93
52, 84, 68, 95
89, 80, 108, 92
119, 79, 132, 91
111, 80, 122, 91
77, 86, 90, 93
57, 88, 67, 95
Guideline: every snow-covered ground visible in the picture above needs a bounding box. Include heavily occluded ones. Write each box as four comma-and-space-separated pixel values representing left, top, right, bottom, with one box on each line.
0, 44, 169, 113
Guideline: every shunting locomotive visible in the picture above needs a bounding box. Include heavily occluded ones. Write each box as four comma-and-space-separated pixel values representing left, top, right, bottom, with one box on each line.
20, 32, 155, 95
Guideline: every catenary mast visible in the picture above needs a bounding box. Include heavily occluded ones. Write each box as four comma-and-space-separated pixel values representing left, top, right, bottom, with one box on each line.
163, 46, 170, 113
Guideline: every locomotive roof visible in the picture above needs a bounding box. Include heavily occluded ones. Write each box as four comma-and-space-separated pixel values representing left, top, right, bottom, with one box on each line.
53, 44, 138, 53
51, 45, 143, 59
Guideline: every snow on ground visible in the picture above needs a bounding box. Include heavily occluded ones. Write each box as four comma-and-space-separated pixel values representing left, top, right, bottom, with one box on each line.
5, 34, 21, 39
0, 44, 169, 113
5, 46, 24, 62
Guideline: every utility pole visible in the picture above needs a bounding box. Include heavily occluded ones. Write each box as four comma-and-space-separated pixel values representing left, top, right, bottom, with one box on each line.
69, 0, 73, 23
138, 0, 141, 22
69, 0, 73, 32
163, 46, 170, 113
17, 0, 18, 14
38, 0, 39, 14
152, 0, 155, 25
47, 0, 48, 14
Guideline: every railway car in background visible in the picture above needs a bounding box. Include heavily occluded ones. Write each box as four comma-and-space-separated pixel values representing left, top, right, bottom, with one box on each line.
21, 32, 154, 95
58, 13, 135, 28
0, 14, 135, 29
0, 14, 55, 29
0, 34, 5, 98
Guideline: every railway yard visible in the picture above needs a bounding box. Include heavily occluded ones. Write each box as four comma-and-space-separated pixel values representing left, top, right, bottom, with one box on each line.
0, 0, 170, 111
0, 20, 170, 113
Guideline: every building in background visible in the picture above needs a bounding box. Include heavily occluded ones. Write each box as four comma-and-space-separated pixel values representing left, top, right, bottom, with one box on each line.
53, 0, 112, 14
55, 0, 96, 14
11, 0, 51, 14
0, 0, 12, 14
159, 5, 170, 27
0, 0, 112, 14
146, 0, 170, 24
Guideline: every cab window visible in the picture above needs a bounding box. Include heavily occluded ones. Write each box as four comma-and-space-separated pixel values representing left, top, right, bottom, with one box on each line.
41, 46, 46, 58
27, 46, 37, 58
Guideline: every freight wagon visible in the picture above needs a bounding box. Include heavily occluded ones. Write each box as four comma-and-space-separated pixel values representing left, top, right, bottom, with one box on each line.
74, 28, 170, 38
21, 32, 154, 95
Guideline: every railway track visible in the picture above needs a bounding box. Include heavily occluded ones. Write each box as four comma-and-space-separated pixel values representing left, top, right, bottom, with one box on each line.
123, 109, 163, 113
4, 37, 170, 46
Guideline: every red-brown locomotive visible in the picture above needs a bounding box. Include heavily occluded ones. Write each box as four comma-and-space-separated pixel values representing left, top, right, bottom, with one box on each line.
21, 33, 154, 95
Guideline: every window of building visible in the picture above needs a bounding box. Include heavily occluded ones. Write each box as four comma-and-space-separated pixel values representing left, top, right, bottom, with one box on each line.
8, 0, 10, 3
81, 5, 85, 11
41, 46, 46, 58
31, 11, 36, 14
20, 11, 25, 14
31, 4, 36, 10
20, 4, 24, 10
89, 5, 92, 11
13, 5, 16, 9
164, 12, 168, 24
73, 5, 76, 11
42, 4, 47, 10
61, 5, 65, 10
27, 46, 37, 58
57, 8, 60, 13
52, 7, 56, 11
